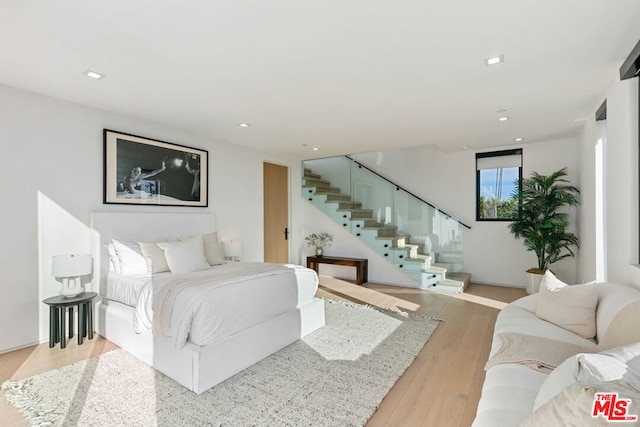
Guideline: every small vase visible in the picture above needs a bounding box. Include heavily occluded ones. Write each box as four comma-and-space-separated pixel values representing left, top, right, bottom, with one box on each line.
315, 247, 323, 257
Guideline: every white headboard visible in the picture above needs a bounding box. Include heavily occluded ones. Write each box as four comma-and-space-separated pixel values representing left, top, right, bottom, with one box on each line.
90, 212, 217, 285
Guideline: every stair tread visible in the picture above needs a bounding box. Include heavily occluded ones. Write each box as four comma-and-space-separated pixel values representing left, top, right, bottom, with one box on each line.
390, 244, 419, 250
401, 257, 427, 263
445, 272, 471, 283
313, 188, 343, 194
375, 234, 411, 240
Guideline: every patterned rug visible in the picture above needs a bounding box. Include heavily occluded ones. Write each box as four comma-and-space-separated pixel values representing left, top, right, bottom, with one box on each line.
3, 300, 439, 426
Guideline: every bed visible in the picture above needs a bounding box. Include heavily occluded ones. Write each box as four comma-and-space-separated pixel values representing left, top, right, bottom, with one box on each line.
90, 212, 325, 394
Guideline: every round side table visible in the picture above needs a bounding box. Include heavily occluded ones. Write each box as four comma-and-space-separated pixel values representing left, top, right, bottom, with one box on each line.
43, 292, 97, 349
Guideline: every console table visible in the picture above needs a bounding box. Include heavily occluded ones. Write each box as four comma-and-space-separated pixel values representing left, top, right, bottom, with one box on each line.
306, 256, 368, 285
43, 292, 96, 349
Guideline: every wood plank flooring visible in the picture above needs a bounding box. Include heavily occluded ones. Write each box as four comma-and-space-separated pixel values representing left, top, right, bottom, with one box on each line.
316, 278, 526, 427
0, 279, 525, 427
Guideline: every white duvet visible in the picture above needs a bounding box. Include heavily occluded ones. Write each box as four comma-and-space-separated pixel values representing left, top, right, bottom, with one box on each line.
106, 262, 319, 348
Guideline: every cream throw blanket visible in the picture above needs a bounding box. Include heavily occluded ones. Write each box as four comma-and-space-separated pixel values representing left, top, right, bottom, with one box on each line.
152, 263, 288, 339
485, 333, 590, 374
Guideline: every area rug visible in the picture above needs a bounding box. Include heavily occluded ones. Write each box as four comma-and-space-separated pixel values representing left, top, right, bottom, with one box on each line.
2, 300, 439, 426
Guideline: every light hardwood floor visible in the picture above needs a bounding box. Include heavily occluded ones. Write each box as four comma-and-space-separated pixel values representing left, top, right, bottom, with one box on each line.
0, 278, 525, 427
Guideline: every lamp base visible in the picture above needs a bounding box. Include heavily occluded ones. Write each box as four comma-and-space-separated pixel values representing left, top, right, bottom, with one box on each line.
60, 277, 84, 298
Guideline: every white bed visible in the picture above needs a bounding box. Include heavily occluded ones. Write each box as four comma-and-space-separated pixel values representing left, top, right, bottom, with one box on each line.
90, 212, 325, 394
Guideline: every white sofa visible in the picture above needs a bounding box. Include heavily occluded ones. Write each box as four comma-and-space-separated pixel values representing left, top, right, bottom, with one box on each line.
473, 280, 640, 426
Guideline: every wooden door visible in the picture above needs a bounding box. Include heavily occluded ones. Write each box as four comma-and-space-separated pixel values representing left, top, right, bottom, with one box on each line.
263, 162, 289, 263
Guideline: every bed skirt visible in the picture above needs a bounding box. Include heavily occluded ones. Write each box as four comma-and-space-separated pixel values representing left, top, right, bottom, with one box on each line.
96, 298, 326, 394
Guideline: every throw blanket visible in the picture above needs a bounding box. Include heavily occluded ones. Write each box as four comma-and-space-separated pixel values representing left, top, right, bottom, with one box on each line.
150, 262, 291, 345
485, 333, 589, 374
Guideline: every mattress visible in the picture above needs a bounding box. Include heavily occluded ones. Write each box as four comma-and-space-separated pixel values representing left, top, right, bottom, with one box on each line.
104, 262, 319, 348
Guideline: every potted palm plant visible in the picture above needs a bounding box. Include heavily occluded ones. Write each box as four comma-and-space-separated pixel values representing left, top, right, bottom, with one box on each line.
305, 232, 333, 257
508, 168, 580, 294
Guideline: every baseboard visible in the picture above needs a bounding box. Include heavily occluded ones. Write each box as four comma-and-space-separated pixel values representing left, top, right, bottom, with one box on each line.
471, 280, 525, 289
0, 338, 46, 355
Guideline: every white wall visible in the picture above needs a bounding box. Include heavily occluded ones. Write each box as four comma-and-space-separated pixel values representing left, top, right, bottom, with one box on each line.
577, 76, 640, 288
299, 202, 418, 286
0, 84, 301, 353
338, 139, 580, 288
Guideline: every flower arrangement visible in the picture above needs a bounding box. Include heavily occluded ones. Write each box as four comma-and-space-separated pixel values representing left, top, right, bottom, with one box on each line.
305, 232, 334, 256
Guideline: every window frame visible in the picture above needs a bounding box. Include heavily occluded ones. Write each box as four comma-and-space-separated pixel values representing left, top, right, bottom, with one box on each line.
476, 148, 523, 222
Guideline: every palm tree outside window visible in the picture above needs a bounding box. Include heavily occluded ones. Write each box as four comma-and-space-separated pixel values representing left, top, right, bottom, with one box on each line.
476, 149, 522, 221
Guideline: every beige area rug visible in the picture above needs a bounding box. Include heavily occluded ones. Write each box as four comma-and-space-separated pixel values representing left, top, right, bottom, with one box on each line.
3, 300, 439, 427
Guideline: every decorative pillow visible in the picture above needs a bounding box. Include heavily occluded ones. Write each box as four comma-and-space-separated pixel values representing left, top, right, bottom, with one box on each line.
111, 239, 147, 275
534, 341, 640, 410
577, 342, 640, 383
523, 380, 640, 427
178, 232, 226, 265
157, 236, 210, 274
535, 270, 597, 339
106, 242, 121, 273
138, 241, 170, 274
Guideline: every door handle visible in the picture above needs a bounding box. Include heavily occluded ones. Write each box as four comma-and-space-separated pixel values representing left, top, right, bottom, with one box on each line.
284, 227, 289, 240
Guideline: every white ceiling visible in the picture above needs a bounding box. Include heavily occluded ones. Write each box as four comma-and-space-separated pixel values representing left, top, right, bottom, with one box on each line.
2, 1, 640, 160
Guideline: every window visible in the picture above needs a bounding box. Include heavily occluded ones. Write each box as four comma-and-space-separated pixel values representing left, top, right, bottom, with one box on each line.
476, 149, 522, 221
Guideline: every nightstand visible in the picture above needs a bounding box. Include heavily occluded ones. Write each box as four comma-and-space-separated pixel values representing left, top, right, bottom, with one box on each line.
42, 292, 97, 349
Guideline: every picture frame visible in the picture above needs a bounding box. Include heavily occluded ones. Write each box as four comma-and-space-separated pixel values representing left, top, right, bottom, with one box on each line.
103, 129, 208, 207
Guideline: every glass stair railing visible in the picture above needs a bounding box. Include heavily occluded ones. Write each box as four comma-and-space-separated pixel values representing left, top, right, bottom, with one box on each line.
302, 156, 471, 293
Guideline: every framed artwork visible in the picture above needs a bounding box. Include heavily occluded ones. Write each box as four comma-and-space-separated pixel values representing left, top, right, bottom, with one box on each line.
103, 129, 208, 207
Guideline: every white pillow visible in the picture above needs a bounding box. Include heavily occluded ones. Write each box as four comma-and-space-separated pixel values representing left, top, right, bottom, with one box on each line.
106, 242, 121, 273
157, 236, 210, 274
578, 342, 640, 383
138, 241, 170, 274
535, 270, 597, 339
534, 341, 640, 410
203, 232, 227, 265
111, 239, 147, 275
178, 232, 226, 265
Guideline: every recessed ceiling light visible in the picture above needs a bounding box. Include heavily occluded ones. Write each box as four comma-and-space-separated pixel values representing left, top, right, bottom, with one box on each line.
497, 109, 509, 121
514, 137, 523, 142
312, 147, 319, 151
484, 55, 504, 66
463, 145, 471, 149
82, 69, 105, 80
238, 123, 250, 128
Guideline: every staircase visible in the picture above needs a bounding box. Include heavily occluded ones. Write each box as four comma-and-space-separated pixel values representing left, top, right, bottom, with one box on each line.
303, 158, 470, 293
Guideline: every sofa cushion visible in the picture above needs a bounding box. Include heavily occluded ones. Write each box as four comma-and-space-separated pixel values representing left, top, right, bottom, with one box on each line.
535, 271, 597, 339
472, 364, 548, 427
534, 341, 640, 410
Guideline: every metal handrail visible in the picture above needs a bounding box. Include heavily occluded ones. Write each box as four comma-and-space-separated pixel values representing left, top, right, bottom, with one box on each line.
345, 155, 471, 229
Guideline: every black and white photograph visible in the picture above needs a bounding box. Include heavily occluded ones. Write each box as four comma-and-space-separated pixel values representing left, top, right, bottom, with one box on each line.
103, 129, 208, 206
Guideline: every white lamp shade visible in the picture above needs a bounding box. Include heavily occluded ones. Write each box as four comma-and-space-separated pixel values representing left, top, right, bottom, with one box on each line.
52, 254, 93, 277
221, 240, 242, 258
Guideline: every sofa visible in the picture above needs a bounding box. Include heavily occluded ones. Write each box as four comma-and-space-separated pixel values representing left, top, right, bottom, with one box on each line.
473, 272, 640, 426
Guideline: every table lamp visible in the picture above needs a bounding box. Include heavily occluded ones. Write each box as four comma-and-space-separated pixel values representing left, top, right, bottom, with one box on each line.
221, 240, 242, 261
52, 254, 92, 297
